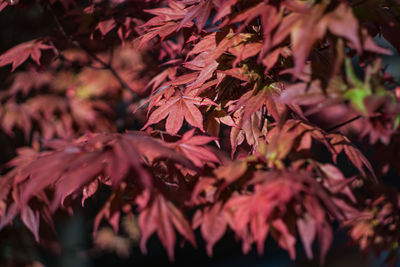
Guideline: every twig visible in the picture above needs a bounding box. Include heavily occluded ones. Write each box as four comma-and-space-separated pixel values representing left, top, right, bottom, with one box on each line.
42, 0, 136, 94
327, 115, 361, 132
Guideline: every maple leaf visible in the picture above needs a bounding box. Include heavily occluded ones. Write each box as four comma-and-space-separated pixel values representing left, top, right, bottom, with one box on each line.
186, 60, 219, 90
214, 158, 248, 186
95, 19, 117, 37
0, 40, 53, 71
178, 0, 212, 32
297, 213, 316, 259
9, 70, 51, 95
329, 133, 376, 180
212, 0, 238, 23
220, 67, 253, 83
279, 80, 326, 106
222, 170, 341, 262
142, 91, 217, 135
195, 202, 227, 256
228, 42, 263, 66
144, 3, 186, 21
186, 32, 216, 58
272, 3, 369, 78
138, 194, 196, 260
145, 67, 177, 93
222, 171, 299, 255
168, 129, 220, 167
21, 206, 40, 242
0, 1, 7, 12
323, 4, 362, 54
0, 100, 32, 138
233, 83, 286, 124
229, 109, 268, 157
138, 22, 182, 48
271, 219, 297, 259
190, 177, 217, 205
204, 108, 235, 146
317, 163, 356, 202
139, 1, 191, 47
2, 132, 198, 214
230, 2, 280, 58
273, 3, 327, 78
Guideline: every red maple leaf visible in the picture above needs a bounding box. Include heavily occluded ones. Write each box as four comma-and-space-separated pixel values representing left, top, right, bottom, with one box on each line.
142, 91, 217, 135
0, 39, 53, 71
138, 194, 196, 260
168, 129, 220, 167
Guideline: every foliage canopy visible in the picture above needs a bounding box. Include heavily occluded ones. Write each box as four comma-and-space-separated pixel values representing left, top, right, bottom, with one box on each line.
0, 0, 400, 265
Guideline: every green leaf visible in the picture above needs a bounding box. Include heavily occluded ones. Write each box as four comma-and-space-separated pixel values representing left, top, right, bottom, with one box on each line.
344, 88, 369, 115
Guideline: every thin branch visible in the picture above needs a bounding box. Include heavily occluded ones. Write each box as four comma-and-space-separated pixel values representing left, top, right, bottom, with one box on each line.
50, 41, 107, 70
42, 0, 136, 94
327, 115, 361, 132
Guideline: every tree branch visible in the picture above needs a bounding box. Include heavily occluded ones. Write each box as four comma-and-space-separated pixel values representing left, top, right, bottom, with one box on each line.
42, 0, 137, 94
